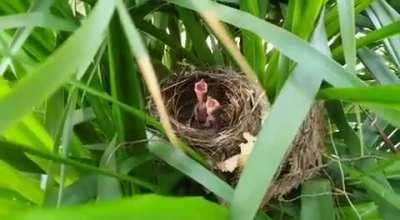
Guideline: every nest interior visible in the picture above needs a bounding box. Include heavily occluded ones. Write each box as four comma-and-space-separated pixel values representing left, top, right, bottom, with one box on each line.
154, 68, 325, 203
160, 69, 267, 163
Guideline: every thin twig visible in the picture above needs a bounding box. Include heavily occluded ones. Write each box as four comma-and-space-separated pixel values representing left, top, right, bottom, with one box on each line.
328, 119, 362, 220
361, 107, 396, 152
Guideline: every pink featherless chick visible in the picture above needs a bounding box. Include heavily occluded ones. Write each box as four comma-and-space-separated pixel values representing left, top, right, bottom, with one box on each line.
204, 96, 221, 128
194, 79, 208, 123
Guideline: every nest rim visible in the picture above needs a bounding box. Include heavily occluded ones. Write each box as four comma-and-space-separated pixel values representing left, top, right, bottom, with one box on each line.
157, 69, 268, 163
151, 68, 325, 203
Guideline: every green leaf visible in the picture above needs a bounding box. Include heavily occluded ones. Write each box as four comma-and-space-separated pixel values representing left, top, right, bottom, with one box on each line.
346, 166, 400, 210
148, 141, 234, 202
333, 21, 400, 60
0, 0, 55, 76
0, 140, 155, 191
325, 0, 374, 37
288, 0, 325, 40
336, 0, 356, 71
0, 12, 77, 31
300, 179, 335, 220
0, 0, 116, 134
167, 0, 362, 88
0, 143, 42, 173
336, 202, 380, 220
177, 8, 215, 65
229, 13, 328, 219
54, 90, 79, 206
0, 78, 54, 172
240, 0, 266, 76
0, 160, 43, 204
0, 199, 28, 219
319, 85, 400, 101
231, 56, 323, 220
319, 85, 400, 109
368, 0, 400, 68
326, 100, 400, 220
69, 80, 162, 131
97, 136, 122, 201
7, 195, 228, 220
45, 175, 97, 206
108, 14, 147, 142
136, 20, 201, 65
358, 47, 400, 84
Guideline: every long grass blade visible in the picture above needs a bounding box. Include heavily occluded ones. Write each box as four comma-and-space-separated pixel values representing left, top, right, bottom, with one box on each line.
8, 195, 228, 220
300, 179, 335, 220
229, 13, 328, 219
115, 0, 180, 148
0, 0, 116, 134
336, 0, 357, 71
0, 0, 54, 76
148, 141, 234, 202
0, 140, 156, 191
0, 12, 77, 31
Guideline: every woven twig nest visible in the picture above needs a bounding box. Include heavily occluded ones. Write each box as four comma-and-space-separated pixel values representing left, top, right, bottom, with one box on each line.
153, 68, 325, 203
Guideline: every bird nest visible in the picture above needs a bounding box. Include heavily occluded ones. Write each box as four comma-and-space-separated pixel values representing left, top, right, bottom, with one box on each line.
153, 68, 325, 203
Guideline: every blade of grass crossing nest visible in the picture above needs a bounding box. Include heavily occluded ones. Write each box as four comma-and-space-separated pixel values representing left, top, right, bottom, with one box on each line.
200, 11, 257, 80
115, 0, 180, 149
116, 1, 206, 163
198, 8, 270, 106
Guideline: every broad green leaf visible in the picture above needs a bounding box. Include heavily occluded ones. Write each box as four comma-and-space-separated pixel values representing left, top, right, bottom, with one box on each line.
115, 0, 203, 157
0, 140, 155, 191
97, 136, 122, 201
69, 80, 162, 131
0, 160, 43, 204
228, 13, 328, 219
325, 0, 374, 37
147, 12, 168, 61
108, 14, 147, 142
118, 153, 154, 175
0, 0, 116, 134
7, 195, 228, 220
167, 0, 362, 88
240, 0, 266, 77
0, 0, 54, 76
336, 0, 356, 71
136, 20, 201, 65
300, 179, 335, 220
0, 79, 53, 171
0, 143, 41, 173
1, 79, 84, 185
327, 100, 400, 220
333, 21, 400, 60
53, 90, 79, 207
0, 12, 77, 31
319, 85, 400, 108
177, 8, 215, 65
288, 0, 325, 40
346, 166, 400, 210
45, 89, 65, 138
0, 199, 28, 219
148, 141, 234, 202
368, 0, 400, 68
358, 48, 400, 84
336, 202, 380, 220
231, 58, 323, 220
164, 0, 400, 132
45, 175, 97, 207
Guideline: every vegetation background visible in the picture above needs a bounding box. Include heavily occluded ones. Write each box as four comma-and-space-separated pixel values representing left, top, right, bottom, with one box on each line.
0, 0, 399, 219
